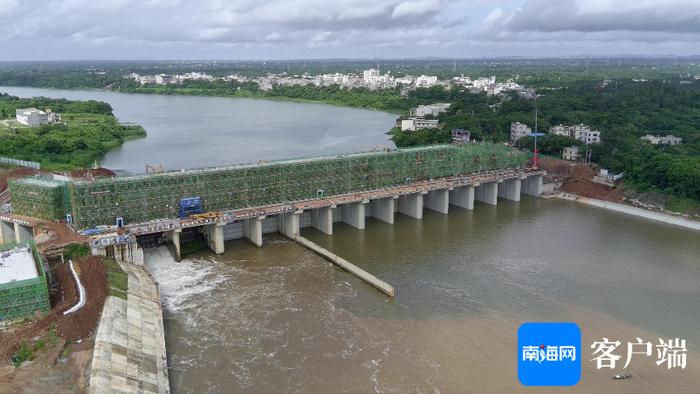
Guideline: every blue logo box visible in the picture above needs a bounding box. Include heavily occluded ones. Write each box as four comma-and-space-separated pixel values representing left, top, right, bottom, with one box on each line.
518, 322, 581, 386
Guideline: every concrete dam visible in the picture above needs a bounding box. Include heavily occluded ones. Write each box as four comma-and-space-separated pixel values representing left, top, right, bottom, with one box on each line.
5, 144, 544, 277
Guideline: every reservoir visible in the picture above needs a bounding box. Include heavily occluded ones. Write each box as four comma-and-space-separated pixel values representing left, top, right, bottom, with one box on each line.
2, 86, 699, 392
0, 86, 397, 174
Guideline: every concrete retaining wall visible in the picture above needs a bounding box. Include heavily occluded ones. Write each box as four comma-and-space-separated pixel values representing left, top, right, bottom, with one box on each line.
89, 262, 170, 394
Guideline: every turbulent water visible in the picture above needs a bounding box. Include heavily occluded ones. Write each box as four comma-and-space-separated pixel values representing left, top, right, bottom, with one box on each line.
145, 198, 700, 393
0, 86, 397, 174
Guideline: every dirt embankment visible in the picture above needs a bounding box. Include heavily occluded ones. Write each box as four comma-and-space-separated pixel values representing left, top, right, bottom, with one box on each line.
0, 167, 40, 194
34, 221, 87, 251
0, 166, 115, 194
0, 256, 108, 363
538, 157, 624, 203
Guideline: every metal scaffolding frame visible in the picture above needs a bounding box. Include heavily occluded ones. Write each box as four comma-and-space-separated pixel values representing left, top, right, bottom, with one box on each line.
0, 242, 50, 321
8, 178, 70, 221
11, 144, 527, 228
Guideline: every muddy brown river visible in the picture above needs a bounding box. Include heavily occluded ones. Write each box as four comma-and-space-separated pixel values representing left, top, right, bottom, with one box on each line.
145, 197, 700, 393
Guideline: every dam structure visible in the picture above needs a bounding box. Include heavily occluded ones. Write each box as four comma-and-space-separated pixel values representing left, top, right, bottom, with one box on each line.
5, 144, 544, 264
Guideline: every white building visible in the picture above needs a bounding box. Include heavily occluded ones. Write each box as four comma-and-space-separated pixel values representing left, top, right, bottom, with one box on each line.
472, 76, 496, 90
363, 69, 379, 84
16, 108, 49, 127
46, 110, 61, 123
154, 74, 176, 85
401, 118, 439, 132
415, 75, 438, 88
412, 103, 451, 117
451, 129, 471, 144
510, 122, 532, 142
393, 76, 414, 86
641, 134, 682, 145
581, 130, 601, 144
550, 124, 601, 144
562, 146, 580, 161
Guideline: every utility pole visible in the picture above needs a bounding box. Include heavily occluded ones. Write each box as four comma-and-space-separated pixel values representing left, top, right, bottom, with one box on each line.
529, 95, 544, 169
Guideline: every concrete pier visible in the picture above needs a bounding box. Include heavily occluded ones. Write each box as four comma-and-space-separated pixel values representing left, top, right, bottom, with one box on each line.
294, 235, 395, 297
166, 230, 181, 262
205, 223, 225, 254
277, 211, 301, 238
398, 192, 425, 219
449, 185, 474, 210
0, 220, 15, 244
91, 239, 145, 265
498, 178, 522, 202
475, 182, 498, 205
425, 189, 449, 214
311, 206, 334, 235
13, 222, 33, 243
370, 196, 395, 224
522, 174, 544, 197
341, 201, 367, 229
242, 216, 264, 247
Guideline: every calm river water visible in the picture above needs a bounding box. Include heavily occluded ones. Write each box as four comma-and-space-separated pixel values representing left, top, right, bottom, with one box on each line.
2, 85, 698, 393
0, 86, 396, 173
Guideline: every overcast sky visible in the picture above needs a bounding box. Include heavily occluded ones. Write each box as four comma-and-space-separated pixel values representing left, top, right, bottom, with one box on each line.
1, 0, 699, 60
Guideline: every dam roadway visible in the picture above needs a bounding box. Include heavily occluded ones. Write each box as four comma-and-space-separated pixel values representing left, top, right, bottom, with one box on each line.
124, 166, 544, 261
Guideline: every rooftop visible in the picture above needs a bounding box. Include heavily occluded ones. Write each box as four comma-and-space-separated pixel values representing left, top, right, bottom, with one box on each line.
0, 245, 39, 284
16, 177, 67, 188
16, 108, 45, 115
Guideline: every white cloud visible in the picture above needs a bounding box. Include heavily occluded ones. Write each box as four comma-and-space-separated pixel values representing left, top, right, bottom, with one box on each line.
500, 0, 700, 33
392, 0, 444, 18
0, 0, 698, 60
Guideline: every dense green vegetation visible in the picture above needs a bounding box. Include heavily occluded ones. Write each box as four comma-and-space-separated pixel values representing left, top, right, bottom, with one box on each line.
116, 80, 410, 112
0, 94, 145, 169
63, 243, 89, 259
0, 60, 698, 205
391, 80, 700, 202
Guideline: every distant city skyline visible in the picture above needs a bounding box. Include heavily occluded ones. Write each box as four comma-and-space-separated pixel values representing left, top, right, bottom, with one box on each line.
1, 0, 699, 61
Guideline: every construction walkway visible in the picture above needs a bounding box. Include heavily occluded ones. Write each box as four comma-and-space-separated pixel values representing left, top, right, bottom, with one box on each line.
89, 262, 170, 394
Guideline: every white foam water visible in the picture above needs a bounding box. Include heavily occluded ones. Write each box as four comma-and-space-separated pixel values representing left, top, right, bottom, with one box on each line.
144, 247, 229, 313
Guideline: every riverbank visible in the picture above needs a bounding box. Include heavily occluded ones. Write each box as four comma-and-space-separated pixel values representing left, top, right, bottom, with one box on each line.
113, 86, 405, 114
1, 83, 405, 115
89, 261, 169, 394
0, 92, 147, 170
556, 192, 700, 231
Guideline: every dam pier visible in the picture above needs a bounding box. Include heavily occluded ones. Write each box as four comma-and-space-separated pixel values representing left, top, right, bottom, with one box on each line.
148, 167, 543, 262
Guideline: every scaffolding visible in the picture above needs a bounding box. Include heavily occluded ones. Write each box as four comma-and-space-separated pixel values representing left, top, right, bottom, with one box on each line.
9, 177, 70, 221
10, 144, 527, 228
67, 144, 526, 228
0, 242, 50, 321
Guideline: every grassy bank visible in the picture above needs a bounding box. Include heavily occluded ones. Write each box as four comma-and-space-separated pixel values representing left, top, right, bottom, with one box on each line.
0, 93, 146, 170
103, 258, 128, 300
